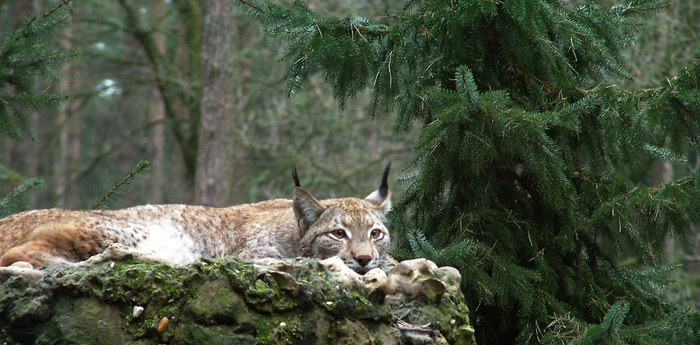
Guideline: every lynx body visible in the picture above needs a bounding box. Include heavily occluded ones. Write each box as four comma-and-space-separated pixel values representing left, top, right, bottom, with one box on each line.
0, 165, 392, 273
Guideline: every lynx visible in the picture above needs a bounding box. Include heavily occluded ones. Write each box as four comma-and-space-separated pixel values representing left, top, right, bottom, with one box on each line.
0, 164, 392, 274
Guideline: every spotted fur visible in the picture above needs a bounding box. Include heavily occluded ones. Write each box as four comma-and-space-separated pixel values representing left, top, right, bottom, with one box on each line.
0, 165, 392, 273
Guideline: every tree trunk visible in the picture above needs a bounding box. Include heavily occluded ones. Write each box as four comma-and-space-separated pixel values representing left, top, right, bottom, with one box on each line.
117, 0, 201, 187
194, 0, 242, 206
54, 11, 82, 208
149, 0, 167, 203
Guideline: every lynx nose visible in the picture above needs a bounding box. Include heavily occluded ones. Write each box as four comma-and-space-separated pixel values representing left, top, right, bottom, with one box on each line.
355, 255, 372, 267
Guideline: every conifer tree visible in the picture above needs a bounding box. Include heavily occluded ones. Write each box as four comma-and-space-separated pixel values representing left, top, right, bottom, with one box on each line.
0, 0, 75, 139
239, 0, 700, 343
0, 0, 75, 215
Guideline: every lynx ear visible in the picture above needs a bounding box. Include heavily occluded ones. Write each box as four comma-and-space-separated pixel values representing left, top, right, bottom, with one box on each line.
365, 163, 392, 215
293, 188, 325, 232
291, 166, 325, 231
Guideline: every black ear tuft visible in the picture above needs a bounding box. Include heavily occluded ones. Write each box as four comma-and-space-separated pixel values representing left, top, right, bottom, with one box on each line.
378, 162, 391, 199
291, 164, 301, 187
365, 162, 392, 214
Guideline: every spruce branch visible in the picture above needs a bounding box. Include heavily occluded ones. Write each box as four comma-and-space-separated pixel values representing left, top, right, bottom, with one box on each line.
0, 0, 76, 139
91, 160, 151, 210
39, 0, 73, 21
238, 0, 266, 14
456, 65, 481, 108
0, 177, 43, 218
611, 0, 670, 16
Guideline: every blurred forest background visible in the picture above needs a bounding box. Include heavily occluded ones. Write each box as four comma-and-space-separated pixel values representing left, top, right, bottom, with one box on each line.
1, 0, 696, 209
0, 0, 416, 209
1, 0, 696, 207
1, 0, 699, 342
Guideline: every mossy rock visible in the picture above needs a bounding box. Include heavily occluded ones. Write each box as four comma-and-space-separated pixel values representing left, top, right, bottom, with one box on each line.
0, 256, 475, 345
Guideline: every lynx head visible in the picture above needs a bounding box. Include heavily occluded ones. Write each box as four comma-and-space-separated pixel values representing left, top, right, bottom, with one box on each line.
293, 164, 392, 274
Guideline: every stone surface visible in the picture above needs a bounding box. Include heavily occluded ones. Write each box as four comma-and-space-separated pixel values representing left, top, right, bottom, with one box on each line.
0, 254, 475, 345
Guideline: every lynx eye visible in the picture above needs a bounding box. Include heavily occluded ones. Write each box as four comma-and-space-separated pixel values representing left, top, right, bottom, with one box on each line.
370, 229, 383, 240
329, 229, 347, 240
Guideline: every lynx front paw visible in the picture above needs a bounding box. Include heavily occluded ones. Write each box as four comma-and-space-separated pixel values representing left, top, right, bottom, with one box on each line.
81, 243, 171, 266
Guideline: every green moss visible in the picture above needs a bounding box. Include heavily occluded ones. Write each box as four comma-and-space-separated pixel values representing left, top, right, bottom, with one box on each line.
0, 257, 475, 344
252, 313, 307, 345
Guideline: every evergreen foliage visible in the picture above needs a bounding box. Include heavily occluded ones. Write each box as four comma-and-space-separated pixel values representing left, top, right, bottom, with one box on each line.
0, 0, 75, 216
91, 160, 151, 210
0, 0, 75, 139
239, 0, 700, 343
0, 177, 43, 218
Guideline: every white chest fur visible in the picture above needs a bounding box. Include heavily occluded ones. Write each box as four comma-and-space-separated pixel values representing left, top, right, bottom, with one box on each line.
129, 220, 201, 265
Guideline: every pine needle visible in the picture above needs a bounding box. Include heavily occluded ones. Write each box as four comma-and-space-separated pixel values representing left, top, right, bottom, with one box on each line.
0, 177, 43, 218
91, 160, 151, 210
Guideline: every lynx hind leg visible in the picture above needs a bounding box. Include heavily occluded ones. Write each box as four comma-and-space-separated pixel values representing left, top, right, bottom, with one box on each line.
0, 241, 69, 267
0, 221, 104, 268
1, 244, 43, 267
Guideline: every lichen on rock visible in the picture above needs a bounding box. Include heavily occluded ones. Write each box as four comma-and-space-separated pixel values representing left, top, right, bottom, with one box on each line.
0, 252, 475, 345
